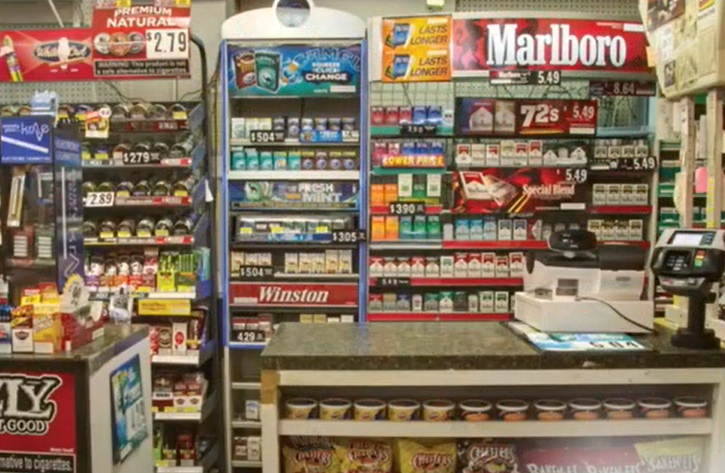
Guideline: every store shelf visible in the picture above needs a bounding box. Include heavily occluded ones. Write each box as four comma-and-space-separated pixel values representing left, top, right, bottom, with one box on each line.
154, 392, 216, 423
229, 170, 360, 181
232, 420, 262, 429
109, 102, 205, 133
152, 341, 215, 366
369, 241, 443, 250
230, 139, 359, 147
278, 418, 712, 438
92, 280, 211, 302
588, 205, 652, 215
231, 461, 262, 468
156, 442, 218, 473
272, 273, 359, 280
85, 235, 195, 247
443, 240, 549, 250
368, 313, 511, 322
370, 125, 453, 137
84, 142, 207, 170
372, 167, 446, 176
599, 241, 651, 249
228, 341, 269, 350
369, 277, 523, 287
231, 382, 261, 390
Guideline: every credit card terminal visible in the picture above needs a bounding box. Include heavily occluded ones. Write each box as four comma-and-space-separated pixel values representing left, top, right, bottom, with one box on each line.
651, 229, 725, 349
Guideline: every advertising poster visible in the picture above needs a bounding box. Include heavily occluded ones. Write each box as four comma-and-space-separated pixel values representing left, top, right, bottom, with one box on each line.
227, 44, 361, 97
452, 18, 650, 74
110, 355, 148, 464
0, 4, 191, 82
230, 282, 358, 307
0, 371, 77, 473
53, 134, 84, 291
382, 16, 451, 82
457, 98, 598, 136
229, 181, 359, 210
0, 116, 52, 164
454, 168, 586, 214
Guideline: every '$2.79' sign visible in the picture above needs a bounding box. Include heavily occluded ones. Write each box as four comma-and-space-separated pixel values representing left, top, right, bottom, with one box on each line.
517, 100, 598, 136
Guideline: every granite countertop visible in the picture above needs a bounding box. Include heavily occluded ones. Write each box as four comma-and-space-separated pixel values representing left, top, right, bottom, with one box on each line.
261, 322, 725, 371
1, 324, 149, 374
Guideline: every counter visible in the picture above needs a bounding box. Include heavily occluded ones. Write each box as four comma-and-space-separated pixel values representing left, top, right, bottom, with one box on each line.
0, 324, 153, 473
260, 323, 725, 473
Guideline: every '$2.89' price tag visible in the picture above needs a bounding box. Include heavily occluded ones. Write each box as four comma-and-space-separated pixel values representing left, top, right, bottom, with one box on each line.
85, 191, 115, 207
146, 29, 190, 60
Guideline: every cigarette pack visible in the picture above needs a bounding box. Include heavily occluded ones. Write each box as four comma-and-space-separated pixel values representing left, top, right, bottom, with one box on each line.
495, 255, 510, 278
172, 322, 187, 355
383, 257, 398, 277
325, 250, 339, 274
471, 144, 486, 166
635, 184, 649, 205
587, 220, 602, 239
454, 253, 468, 278
411, 257, 426, 277
397, 257, 412, 277
479, 291, 494, 312
456, 144, 472, 166
284, 253, 298, 274
495, 291, 510, 313
486, 144, 501, 167
482, 253, 496, 277
616, 221, 629, 240
468, 253, 482, 277
621, 184, 635, 204
509, 252, 524, 277
629, 220, 643, 241
440, 256, 454, 277
339, 250, 353, 274
593, 184, 607, 206
427, 173, 442, 198
398, 174, 413, 198
498, 219, 513, 241
425, 257, 440, 277
513, 219, 527, 241
606, 184, 621, 205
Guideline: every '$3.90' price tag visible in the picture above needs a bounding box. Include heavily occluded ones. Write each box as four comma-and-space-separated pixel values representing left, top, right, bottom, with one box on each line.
146, 29, 190, 60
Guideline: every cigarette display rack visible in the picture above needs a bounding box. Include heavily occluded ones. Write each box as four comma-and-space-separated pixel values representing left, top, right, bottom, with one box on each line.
0, 37, 221, 473
220, 2, 367, 470
365, 13, 658, 323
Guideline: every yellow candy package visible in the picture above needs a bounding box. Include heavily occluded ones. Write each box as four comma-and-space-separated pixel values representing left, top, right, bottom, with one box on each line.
396, 439, 456, 473
335, 439, 393, 473
284, 444, 341, 473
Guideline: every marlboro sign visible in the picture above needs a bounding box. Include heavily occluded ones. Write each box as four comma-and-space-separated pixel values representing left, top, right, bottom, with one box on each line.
229, 282, 358, 307
453, 18, 650, 74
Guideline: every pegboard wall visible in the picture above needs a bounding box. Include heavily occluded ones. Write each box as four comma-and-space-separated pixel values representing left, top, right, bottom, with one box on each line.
455, 0, 640, 18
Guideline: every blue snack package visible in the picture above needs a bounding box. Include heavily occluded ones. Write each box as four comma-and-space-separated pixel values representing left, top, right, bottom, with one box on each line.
427, 106, 443, 125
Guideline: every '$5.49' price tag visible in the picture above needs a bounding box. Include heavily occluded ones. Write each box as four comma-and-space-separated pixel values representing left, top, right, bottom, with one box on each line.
146, 29, 190, 60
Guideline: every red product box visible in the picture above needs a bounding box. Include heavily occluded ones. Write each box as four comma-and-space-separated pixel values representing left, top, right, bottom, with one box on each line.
385, 106, 400, 125
371, 106, 385, 125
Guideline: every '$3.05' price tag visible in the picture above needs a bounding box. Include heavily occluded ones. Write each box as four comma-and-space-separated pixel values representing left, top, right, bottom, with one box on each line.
146, 29, 190, 60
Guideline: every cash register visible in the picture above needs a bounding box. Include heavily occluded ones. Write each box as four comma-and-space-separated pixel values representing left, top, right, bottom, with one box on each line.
651, 229, 725, 349
515, 230, 653, 333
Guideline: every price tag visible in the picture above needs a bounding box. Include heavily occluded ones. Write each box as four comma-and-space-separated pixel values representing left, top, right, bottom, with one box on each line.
249, 130, 284, 143
331, 230, 360, 244
233, 330, 266, 344
122, 151, 159, 165
378, 278, 411, 288
400, 124, 437, 136
145, 29, 190, 60
574, 340, 646, 351
239, 266, 274, 280
632, 156, 658, 170
565, 100, 598, 135
564, 168, 588, 184
85, 191, 115, 207
517, 101, 565, 135
589, 81, 656, 97
388, 202, 425, 216
534, 70, 561, 85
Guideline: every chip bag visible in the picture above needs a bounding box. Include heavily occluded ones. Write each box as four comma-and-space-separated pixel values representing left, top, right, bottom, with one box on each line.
336, 439, 393, 473
284, 444, 341, 473
457, 440, 520, 473
396, 439, 456, 473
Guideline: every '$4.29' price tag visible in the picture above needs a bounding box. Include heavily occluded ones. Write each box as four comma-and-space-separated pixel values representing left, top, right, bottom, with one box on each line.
146, 29, 190, 60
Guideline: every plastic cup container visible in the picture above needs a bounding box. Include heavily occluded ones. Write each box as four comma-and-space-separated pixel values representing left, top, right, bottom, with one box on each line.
285, 398, 317, 419
387, 399, 420, 421
638, 397, 672, 419
459, 400, 493, 422
354, 399, 386, 421
674, 397, 708, 418
319, 398, 352, 420
569, 398, 602, 421
496, 400, 530, 422
534, 399, 567, 421
604, 398, 636, 420
422, 399, 455, 421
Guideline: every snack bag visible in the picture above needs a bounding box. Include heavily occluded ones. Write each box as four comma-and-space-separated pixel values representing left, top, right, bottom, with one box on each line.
284, 444, 341, 473
336, 439, 393, 473
457, 440, 520, 473
396, 439, 456, 473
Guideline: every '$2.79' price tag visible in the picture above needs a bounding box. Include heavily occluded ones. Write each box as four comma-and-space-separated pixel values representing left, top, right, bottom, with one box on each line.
146, 29, 190, 60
